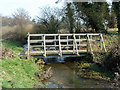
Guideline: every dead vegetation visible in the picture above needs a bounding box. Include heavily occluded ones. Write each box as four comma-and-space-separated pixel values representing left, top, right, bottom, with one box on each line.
38, 67, 53, 81
35, 59, 52, 81
2, 24, 33, 42
2, 47, 14, 59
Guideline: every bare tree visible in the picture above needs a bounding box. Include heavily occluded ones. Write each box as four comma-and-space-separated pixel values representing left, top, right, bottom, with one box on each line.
36, 7, 65, 34
12, 8, 30, 40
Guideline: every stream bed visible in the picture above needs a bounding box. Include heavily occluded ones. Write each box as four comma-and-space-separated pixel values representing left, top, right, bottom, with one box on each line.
43, 59, 112, 88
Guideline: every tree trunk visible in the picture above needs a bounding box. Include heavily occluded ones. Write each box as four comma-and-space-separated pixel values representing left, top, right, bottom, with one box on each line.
113, 2, 120, 33
117, 15, 120, 33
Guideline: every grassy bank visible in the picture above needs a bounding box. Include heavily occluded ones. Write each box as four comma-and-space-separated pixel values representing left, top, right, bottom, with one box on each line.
75, 61, 112, 81
75, 33, 119, 81
1, 40, 46, 88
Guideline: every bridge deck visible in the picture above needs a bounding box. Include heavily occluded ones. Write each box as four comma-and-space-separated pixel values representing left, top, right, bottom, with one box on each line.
25, 50, 87, 55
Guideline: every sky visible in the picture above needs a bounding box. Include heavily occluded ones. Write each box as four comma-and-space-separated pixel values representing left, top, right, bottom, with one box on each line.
0, 0, 112, 19
0, 0, 64, 19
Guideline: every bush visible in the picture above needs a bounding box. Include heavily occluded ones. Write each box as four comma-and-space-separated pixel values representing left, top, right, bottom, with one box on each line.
102, 45, 120, 73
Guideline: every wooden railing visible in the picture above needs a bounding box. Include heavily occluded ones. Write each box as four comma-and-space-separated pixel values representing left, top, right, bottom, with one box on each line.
27, 33, 106, 59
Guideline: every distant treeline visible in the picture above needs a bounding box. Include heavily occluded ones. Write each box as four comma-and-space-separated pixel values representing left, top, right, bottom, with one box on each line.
1, 1, 120, 42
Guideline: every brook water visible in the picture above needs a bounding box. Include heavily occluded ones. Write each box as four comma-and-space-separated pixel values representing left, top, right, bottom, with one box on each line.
44, 58, 112, 88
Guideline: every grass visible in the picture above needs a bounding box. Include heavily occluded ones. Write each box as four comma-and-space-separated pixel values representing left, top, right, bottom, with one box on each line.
75, 61, 112, 81
2, 40, 23, 52
88, 63, 113, 79
1, 40, 46, 88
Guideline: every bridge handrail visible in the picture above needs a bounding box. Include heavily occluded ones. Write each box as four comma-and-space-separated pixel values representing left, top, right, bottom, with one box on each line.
28, 33, 101, 36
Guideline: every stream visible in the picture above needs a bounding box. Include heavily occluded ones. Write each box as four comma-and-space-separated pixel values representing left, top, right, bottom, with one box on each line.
23, 44, 112, 88
43, 59, 112, 88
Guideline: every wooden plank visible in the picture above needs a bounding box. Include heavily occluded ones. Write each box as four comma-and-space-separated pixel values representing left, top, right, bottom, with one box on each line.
30, 40, 43, 43
32, 46, 87, 50
30, 44, 87, 48
29, 33, 101, 36
29, 39, 89, 43
27, 51, 44, 55
25, 50, 87, 55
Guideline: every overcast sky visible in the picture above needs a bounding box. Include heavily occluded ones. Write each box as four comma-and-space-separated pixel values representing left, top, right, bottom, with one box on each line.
0, 0, 111, 19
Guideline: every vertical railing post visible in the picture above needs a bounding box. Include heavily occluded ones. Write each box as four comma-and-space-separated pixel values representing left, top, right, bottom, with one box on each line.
42, 36, 43, 47
79, 35, 80, 50
54, 35, 56, 50
67, 35, 68, 46
73, 34, 75, 54
43, 35, 46, 57
87, 34, 93, 55
74, 34, 78, 55
87, 34, 89, 53
100, 34, 107, 52
27, 32, 30, 59
59, 34, 62, 57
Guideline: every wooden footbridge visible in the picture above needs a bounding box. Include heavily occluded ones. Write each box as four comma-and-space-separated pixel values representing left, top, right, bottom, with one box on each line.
26, 33, 106, 60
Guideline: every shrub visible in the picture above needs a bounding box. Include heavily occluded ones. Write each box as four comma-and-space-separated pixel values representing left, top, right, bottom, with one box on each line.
102, 45, 120, 73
